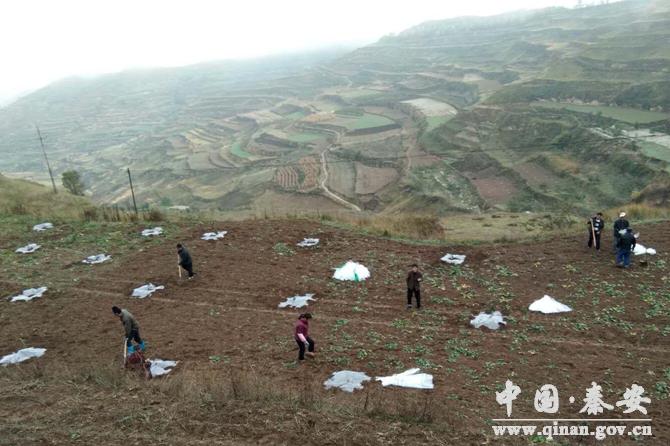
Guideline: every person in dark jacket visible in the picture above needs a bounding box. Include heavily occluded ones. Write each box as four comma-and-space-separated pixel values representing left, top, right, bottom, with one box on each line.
613, 212, 630, 253
406, 264, 423, 310
294, 313, 315, 363
587, 212, 605, 251
616, 227, 636, 268
177, 244, 195, 279
112, 306, 145, 354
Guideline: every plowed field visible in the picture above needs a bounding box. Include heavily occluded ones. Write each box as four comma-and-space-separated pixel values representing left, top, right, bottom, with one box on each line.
2, 219, 670, 445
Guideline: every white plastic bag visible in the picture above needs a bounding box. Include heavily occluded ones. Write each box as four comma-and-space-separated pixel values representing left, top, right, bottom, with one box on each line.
141, 227, 163, 236
82, 254, 112, 264
150, 359, 178, 377
16, 243, 41, 254
10, 287, 48, 302
634, 244, 657, 256
529, 295, 572, 314
33, 223, 53, 232
0, 348, 46, 366
376, 368, 434, 389
333, 261, 370, 282
441, 254, 466, 265
278, 294, 315, 308
201, 231, 227, 241
131, 284, 164, 298
470, 311, 506, 330
324, 371, 371, 392
297, 238, 319, 247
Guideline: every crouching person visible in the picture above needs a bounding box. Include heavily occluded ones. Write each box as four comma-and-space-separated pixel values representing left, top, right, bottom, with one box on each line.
294, 313, 316, 363
125, 350, 152, 379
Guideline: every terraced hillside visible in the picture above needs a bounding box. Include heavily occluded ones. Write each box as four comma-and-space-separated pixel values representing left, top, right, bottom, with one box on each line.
2, 1, 670, 214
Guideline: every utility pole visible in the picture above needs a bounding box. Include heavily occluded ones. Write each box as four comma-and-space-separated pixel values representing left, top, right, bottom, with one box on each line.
127, 168, 138, 215
36, 125, 57, 194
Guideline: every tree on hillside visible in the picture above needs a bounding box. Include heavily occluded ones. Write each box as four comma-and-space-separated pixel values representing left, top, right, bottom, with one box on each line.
61, 170, 85, 196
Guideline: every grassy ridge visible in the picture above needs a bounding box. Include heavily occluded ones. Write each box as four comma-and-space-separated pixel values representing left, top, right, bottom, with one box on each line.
531, 102, 669, 124
0, 174, 92, 218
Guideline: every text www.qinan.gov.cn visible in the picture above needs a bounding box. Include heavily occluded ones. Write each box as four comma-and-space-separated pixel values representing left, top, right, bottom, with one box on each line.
492, 423, 652, 441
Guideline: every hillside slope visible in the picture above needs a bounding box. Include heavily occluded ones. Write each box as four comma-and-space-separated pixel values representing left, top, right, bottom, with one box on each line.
0, 174, 92, 217
1, 217, 670, 445
1, 1, 670, 213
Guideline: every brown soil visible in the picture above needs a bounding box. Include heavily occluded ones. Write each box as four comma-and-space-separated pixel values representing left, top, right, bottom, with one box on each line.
1, 220, 670, 444
471, 176, 520, 206
514, 162, 561, 189
274, 166, 299, 189
354, 163, 399, 195
298, 157, 319, 191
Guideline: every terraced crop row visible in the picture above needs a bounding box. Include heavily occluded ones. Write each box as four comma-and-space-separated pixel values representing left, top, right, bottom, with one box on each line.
298, 157, 319, 191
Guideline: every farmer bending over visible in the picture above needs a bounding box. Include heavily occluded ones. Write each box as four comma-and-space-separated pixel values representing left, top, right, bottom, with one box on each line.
112, 306, 145, 354
294, 313, 316, 363
177, 243, 195, 279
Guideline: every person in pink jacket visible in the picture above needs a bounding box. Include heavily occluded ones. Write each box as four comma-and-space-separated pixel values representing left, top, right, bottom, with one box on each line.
294, 313, 316, 363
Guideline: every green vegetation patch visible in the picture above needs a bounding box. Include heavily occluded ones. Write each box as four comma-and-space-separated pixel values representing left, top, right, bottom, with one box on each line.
339, 89, 386, 98
287, 133, 325, 142
347, 113, 395, 131
426, 115, 454, 132
531, 102, 669, 124
639, 141, 670, 171
231, 141, 252, 159
285, 112, 305, 121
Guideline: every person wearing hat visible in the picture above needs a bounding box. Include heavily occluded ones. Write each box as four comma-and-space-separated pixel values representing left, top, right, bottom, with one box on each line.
612, 212, 630, 253
616, 227, 636, 268
406, 263, 423, 310
294, 313, 316, 363
587, 212, 605, 251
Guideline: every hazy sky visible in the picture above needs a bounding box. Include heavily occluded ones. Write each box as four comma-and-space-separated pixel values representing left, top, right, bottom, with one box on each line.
1, 0, 579, 98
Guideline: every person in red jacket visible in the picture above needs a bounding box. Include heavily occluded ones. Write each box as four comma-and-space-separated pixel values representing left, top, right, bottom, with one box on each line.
294, 313, 316, 363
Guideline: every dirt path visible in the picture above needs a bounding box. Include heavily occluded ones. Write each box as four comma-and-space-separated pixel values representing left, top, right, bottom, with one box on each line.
320, 149, 361, 212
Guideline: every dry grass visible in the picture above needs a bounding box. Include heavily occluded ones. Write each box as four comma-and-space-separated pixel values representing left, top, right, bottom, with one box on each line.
603, 203, 670, 222
319, 213, 445, 241
0, 359, 466, 445
0, 174, 165, 222
0, 174, 92, 218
